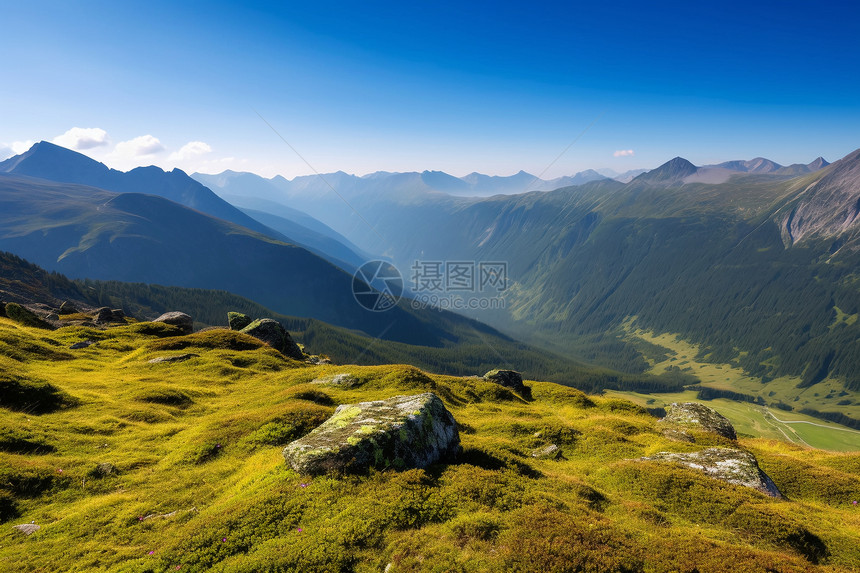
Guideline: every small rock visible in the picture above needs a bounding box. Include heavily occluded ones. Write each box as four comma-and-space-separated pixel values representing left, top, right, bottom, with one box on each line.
91, 462, 116, 477
70, 340, 97, 350
483, 369, 531, 398
153, 311, 194, 335
13, 523, 40, 536
240, 319, 303, 359
94, 307, 115, 323
148, 353, 199, 364
641, 447, 781, 497
312, 373, 358, 387
284, 392, 460, 475
661, 402, 737, 440
58, 301, 78, 315
227, 311, 252, 331
532, 444, 562, 459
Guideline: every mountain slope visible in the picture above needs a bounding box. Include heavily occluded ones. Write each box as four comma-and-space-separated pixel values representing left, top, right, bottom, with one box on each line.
0, 142, 281, 240
0, 173, 518, 349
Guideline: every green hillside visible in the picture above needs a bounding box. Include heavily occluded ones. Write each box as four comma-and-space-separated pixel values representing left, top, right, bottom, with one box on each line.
2, 315, 859, 572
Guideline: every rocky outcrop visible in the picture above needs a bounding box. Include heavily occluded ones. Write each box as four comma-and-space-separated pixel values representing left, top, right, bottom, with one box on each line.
153, 311, 193, 335
94, 307, 117, 323
641, 447, 782, 498
4, 303, 53, 329
227, 312, 252, 331
240, 319, 303, 360
483, 369, 531, 398
283, 393, 460, 475
661, 402, 737, 440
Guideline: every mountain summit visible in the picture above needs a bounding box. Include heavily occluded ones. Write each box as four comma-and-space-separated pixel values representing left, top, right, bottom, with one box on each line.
633, 157, 698, 183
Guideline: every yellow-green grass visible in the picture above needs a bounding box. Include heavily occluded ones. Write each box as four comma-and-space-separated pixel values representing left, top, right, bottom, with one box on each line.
1, 316, 859, 572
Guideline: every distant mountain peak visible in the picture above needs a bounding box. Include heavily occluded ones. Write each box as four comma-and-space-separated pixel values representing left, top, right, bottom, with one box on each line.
808, 157, 830, 171
634, 157, 698, 183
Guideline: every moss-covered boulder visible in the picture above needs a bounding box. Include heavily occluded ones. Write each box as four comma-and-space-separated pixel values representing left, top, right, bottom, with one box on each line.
153, 311, 193, 335
283, 392, 460, 475
4, 303, 53, 330
227, 311, 252, 331
641, 447, 782, 497
661, 402, 737, 440
483, 369, 530, 399
240, 319, 302, 360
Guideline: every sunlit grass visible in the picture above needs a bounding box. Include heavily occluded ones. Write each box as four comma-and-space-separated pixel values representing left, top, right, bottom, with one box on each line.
1, 316, 859, 572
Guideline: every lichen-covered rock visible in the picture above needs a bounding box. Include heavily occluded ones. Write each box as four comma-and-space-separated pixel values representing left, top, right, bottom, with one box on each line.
532, 444, 562, 460
661, 402, 737, 440
13, 523, 40, 536
312, 373, 358, 387
483, 369, 531, 398
240, 318, 303, 359
284, 392, 460, 475
153, 311, 193, 335
227, 311, 252, 331
641, 447, 782, 497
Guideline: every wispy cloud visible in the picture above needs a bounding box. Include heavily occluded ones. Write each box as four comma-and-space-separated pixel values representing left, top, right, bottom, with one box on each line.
613, 149, 634, 157
52, 127, 110, 150
169, 141, 212, 161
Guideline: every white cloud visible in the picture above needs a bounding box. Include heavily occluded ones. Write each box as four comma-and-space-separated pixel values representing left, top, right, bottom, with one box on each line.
52, 127, 110, 150
11, 140, 35, 155
613, 149, 635, 157
0, 145, 13, 160
169, 141, 212, 161
113, 135, 165, 158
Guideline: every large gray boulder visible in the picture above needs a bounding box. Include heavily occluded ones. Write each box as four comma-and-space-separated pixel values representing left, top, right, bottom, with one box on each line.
240, 319, 303, 360
153, 311, 193, 335
284, 393, 460, 475
483, 369, 530, 398
661, 402, 737, 440
641, 447, 782, 497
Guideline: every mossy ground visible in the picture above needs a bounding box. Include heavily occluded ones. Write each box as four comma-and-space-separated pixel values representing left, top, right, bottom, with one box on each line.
1, 316, 859, 572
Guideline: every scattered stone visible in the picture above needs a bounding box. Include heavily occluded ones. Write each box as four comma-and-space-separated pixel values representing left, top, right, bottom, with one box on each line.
240, 319, 303, 359
284, 392, 460, 475
531, 444, 562, 460
58, 301, 78, 315
641, 447, 782, 497
153, 311, 194, 335
148, 353, 199, 364
227, 311, 252, 331
483, 369, 531, 398
13, 523, 40, 536
661, 402, 737, 440
90, 462, 117, 478
312, 373, 358, 387
94, 307, 115, 323
70, 340, 97, 350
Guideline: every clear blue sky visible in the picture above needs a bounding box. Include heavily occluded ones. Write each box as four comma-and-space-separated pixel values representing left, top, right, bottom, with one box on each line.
2, 0, 859, 178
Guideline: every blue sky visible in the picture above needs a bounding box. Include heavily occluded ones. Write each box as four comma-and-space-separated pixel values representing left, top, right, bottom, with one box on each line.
2, 0, 859, 178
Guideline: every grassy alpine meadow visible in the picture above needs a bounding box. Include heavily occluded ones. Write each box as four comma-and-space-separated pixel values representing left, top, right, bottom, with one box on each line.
2, 315, 860, 572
